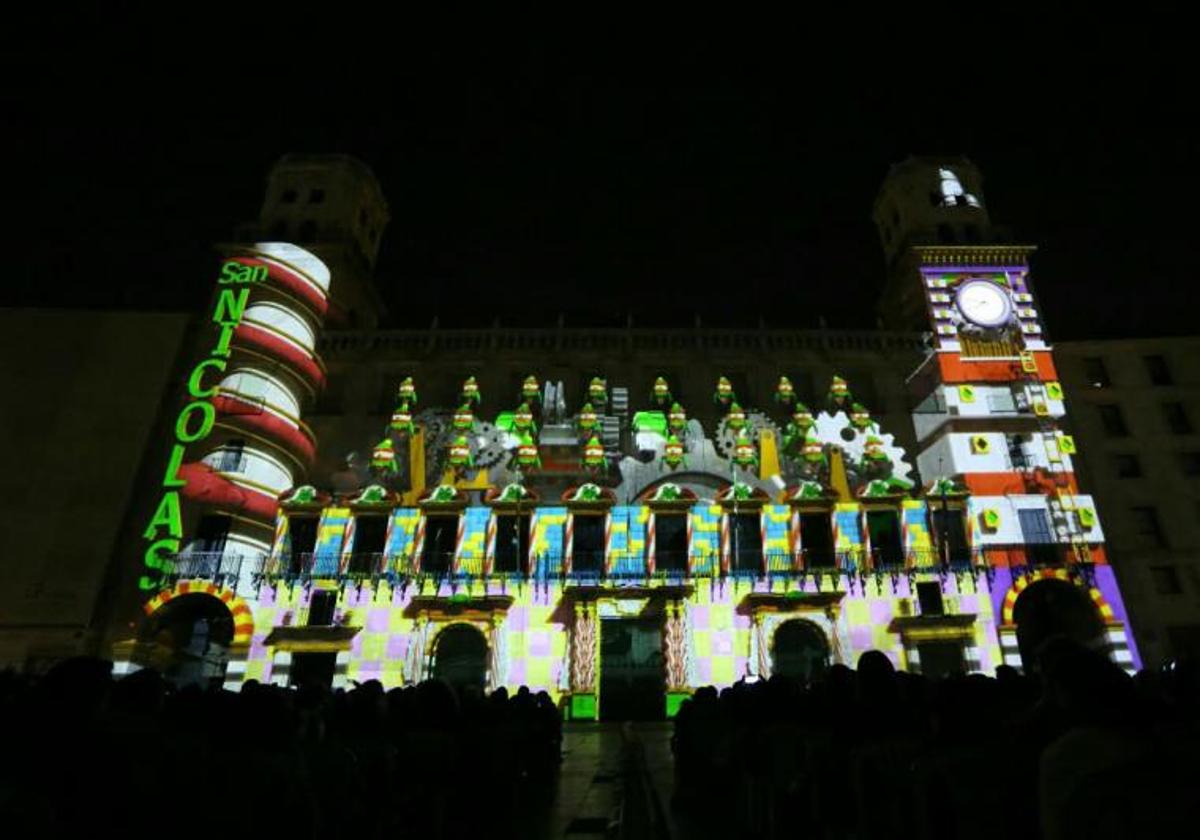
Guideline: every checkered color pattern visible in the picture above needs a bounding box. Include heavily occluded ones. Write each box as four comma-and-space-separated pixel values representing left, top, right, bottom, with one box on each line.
690, 505, 722, 575
385, 509, 420, 562
456, 508, 491, 571
763, 504, 791, 557
902, 500, 933, 552
531, 506, 568, 574
833, 504, 862, 554
312, 507, 351, 576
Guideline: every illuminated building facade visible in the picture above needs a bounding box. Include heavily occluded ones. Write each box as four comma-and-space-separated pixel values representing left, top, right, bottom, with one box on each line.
105, 155, 1142, 715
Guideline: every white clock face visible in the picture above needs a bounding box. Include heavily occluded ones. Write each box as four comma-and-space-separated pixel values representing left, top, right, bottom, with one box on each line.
955, 280, 1012, 328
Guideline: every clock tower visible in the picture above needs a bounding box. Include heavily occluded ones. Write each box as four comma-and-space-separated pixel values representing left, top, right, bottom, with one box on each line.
876, 157, 1140, 673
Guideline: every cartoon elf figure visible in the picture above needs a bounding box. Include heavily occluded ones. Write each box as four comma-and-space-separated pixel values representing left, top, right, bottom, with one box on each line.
447, 435, 473, 471
588, 376, 608, 405
787, 400, 816, 453
775, 376, 796, 406
452, 403, 476, 433
667, 402, 688, 435
663, 434, 687, 469
514, 434, 541, 470
522, 375, 541, 404
732, 429, 758, 472
651, 376, 672, 406
797, 432, 828, 480
582, 436, 607, 473
848, 403, 877, 433
714, 376, 736, 406
397, 376, 418, 406
860, 435, 892, 479
577, 402, 599, 438
390, 403, 416, 436
513, 402, 538, 438
725, 402, 747, 432
460, 376, 481, 406
827, 376, 853, 413
371, 438, 398, 474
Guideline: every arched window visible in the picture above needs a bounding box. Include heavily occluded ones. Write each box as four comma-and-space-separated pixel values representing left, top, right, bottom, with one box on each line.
938, 168, 981, 208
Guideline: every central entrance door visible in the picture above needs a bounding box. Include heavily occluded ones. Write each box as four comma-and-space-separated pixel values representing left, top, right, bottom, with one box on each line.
599, 618, 665, 720
432, 624, 489, 692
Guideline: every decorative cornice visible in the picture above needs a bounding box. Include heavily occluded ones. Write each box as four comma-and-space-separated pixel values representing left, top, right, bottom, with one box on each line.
913, 245, 1036, 267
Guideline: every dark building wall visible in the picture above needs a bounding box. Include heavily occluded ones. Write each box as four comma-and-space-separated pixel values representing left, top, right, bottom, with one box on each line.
0, 309, 189, 668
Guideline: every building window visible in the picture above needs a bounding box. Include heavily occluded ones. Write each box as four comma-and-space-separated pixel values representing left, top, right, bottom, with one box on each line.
281, 188, 297, 204
1181, 452, 1200, 477
288, 516, 319, 575
422, 516, 458, 574
1112, 454, 1142, 479
1096, 404, 1129, 437
308, 591, 337, 625
916, 582, 945, 616
350, 516, 388, 575
866, 509, 904, 568
655, 514, 688, 573
309, 188, 325, 204
1017, 508, 1058, 566
1144, 355, 1172, 386
1150, 565, 1182, 596
930, 508, 970, 565
937, 168, 980, 209
494, 515, 530, 574
730, 513, 763, 573
214, 439, 245, 473
1083, 357, 1110, 388
800, 512, 835, 568
1163, 402, 1193, 435
1130, 506, 1166, 547
193, 514, 230, 555
1006, 433, 1033, 470
573, 515, 605, 575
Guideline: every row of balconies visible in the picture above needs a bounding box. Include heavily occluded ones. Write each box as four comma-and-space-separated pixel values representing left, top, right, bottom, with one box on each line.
162, 546, 1098, 588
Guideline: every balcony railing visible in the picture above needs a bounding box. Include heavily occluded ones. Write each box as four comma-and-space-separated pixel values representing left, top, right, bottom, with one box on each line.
161, 545, 1093, 591
161, 551, 246, 586
241, 548, 998, 585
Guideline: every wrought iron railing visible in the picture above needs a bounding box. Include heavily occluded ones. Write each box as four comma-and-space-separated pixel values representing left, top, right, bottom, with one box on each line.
160, 551, 245, 586
162, 545, 1094, 589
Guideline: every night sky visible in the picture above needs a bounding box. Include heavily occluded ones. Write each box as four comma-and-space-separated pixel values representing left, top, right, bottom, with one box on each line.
8, 25, 1195, 339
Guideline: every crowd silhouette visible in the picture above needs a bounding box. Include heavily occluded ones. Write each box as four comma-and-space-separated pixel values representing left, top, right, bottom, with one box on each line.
672, 640, 1200, 839
0, 665, 561, 839
2, 641, 1199, 839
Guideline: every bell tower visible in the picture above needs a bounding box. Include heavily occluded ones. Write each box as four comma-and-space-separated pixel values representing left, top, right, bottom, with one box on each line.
239, 154, 390, 328
879, 156, 1140, 673
873, 156, 996, 332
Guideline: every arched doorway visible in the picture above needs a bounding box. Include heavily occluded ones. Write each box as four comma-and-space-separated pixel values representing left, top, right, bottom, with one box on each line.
431, 624, 488, 692
1012, 579, 1106, 672
142, 594, 234, 689
771, 619, 830, 683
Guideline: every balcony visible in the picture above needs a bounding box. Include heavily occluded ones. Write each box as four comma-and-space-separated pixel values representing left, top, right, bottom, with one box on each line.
244, 548, 993, 588
160, 551, 248, 587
